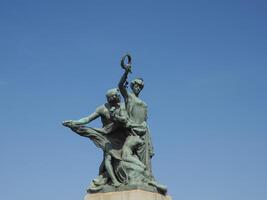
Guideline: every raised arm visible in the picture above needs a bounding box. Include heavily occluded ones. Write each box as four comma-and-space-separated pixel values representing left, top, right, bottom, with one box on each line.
119, 54, 132, 101
118, 70, 130, 100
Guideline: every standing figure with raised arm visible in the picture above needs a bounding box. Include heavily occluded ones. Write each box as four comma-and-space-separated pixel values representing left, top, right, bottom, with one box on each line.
118, 55, 154, 179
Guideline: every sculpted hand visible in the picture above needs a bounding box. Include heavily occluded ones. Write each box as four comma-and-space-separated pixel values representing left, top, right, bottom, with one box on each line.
109, 107, 116, 117
124, 65, 132, 74
62, 120, 75, 127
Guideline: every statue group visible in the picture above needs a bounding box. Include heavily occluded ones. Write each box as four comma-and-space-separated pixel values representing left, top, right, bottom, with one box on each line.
63, 54, 167, 194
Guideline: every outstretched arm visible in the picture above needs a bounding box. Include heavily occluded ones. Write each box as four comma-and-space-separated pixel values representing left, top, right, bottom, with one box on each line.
63, 110, 100, 127
73, 111, 100, 125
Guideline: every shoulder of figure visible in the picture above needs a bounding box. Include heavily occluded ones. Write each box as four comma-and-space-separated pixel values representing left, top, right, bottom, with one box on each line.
128, 92, 135, 99
95, 104, 107, 114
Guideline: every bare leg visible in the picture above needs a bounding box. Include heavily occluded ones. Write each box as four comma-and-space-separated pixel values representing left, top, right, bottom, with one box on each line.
105, 154, 121, 187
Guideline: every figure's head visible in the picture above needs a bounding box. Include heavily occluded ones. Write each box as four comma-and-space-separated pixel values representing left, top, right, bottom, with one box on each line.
106, 88, 120, 105
130, 78, 144, 96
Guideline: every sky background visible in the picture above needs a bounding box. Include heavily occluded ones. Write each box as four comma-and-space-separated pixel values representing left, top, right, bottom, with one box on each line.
0, 0, 267, 200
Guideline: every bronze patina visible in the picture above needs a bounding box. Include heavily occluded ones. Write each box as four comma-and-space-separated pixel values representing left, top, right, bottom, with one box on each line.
63, 54, 167, 194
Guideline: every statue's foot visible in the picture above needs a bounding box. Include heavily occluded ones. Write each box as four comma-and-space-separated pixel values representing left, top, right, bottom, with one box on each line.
88, 185, 103, 192
93, 176, 107, 186
88, 181, 103, 193
148, 180, 167, 193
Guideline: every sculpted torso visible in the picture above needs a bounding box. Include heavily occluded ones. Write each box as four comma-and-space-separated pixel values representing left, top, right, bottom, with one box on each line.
127, 93, 148, 124
97, 104, 112, 126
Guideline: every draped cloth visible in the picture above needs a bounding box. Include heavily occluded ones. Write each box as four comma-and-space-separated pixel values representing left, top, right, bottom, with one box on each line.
70, 123, 127, 160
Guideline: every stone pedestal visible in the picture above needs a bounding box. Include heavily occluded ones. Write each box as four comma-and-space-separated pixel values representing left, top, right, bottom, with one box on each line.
84, 190, 172, 200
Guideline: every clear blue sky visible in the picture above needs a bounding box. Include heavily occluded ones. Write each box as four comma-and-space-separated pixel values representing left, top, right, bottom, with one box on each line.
0, 0, 266, 200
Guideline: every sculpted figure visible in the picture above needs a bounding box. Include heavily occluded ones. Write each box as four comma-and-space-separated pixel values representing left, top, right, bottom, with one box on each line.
122, 135, 146, 169
62, 54, 167, 194
118, 55, 167, 192
63, 88, 128, 189
118, 56, 154, 179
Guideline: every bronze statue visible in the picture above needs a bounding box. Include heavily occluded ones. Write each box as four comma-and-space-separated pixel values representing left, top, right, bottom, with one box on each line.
63, 54, 167, 194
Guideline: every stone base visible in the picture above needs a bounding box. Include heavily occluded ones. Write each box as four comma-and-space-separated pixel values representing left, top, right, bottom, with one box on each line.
84, 189, 172, 200
88, 183, 166, 195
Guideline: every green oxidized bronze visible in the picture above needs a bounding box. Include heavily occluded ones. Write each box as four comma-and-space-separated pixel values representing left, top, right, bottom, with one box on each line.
63, 54, 167, 194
